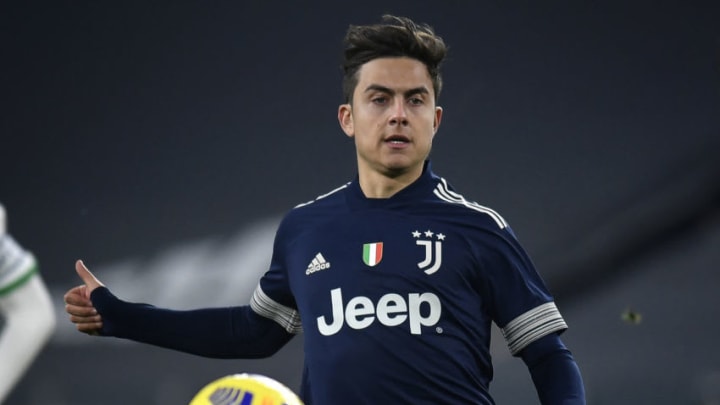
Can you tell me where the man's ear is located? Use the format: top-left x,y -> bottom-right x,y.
338,103 -> 354,137
433,106 -> 443,134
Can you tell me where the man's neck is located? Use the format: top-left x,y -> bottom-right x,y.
358,164 -> 424,199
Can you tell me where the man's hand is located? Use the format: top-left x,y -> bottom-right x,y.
63,260 -> 105,335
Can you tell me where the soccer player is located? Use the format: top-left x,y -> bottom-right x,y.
0,203 -> 56,403
64,15 -> 586,404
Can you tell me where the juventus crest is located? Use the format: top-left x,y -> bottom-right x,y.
413,230 -> 444,275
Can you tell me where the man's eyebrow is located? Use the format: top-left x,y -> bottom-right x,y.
364,84 -> 430,98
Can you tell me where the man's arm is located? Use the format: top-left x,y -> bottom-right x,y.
0,202 -> 57,403
65,260 -> 294,358
0,273 -> 56,403
521,333 -> 586,405
90,286 -> 294,358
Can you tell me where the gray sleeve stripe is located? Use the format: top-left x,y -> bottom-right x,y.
250,285 -> 303,334
502,302 -> 568,355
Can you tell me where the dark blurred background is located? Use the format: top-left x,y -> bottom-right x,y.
1,1 -> 719,404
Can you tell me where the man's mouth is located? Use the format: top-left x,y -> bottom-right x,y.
385,135 -> 410,144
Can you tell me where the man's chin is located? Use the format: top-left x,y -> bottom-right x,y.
381,160 -> 422,178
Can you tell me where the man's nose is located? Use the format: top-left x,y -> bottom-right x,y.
388,99 -> 409,126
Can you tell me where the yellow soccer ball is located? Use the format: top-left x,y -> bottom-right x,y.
189,373 -> 304,405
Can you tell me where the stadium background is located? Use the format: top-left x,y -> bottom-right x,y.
2,1 -> 719,404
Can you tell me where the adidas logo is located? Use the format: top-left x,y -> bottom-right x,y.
306,253 -> 331,275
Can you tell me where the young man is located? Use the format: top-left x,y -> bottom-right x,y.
65,15 -> 585,404
0,203 -> 56,403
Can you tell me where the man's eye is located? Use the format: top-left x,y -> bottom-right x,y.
372,97 -> 388,104
409,97 -> 424,105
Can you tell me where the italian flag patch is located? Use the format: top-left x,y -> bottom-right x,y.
362,242 -> 383,267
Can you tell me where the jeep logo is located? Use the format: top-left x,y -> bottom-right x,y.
317,288 -> 441,336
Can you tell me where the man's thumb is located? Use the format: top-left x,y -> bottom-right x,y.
75,259 -> 105,290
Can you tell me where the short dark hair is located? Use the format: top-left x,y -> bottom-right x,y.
341,15 -> 448,104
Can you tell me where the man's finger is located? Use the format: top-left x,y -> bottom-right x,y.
64,286 -> 92,306
69,313 -> 102,324
65,303 -> 98,317
76,323 -> 103,334
75,259 -> 104,290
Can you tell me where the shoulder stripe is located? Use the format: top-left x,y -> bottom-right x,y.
433,178 -> 508,229
501,302 -> 568,355
250,285 -> 303,334
294,183 -> 349,208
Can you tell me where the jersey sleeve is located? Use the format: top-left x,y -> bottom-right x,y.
250,215 -> 302,334
476,226 -> 567,356
0,274 -> 56,403
91,286 -> 294,358
0,235 -> 38,297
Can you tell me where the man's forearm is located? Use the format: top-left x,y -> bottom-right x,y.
522,334 -> 586,404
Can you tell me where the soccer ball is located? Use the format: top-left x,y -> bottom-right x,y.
189,373 -> 304,405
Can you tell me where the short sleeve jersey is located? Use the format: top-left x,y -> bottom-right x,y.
251,163 -> 567,405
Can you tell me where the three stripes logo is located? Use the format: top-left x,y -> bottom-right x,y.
306,253 -> 331,275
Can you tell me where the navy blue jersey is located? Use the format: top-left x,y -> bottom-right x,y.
251,162 -> 567,404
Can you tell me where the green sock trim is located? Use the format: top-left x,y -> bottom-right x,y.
0,264 -> 39,296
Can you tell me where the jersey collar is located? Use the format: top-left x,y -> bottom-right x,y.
345,161 -> 438,210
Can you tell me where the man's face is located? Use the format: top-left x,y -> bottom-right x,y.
338,57 -> 442,181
